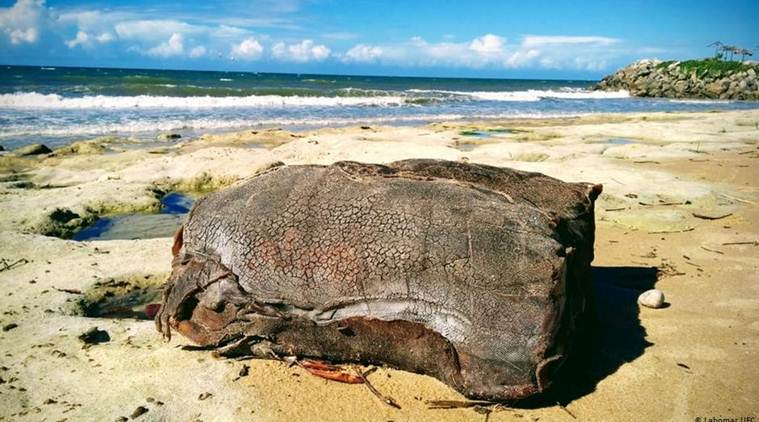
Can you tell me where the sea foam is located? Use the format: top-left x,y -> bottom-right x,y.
0,112 -> 582,140
408,88 -> 630,101
0,89 -> 631,110
0,92 -> 410,109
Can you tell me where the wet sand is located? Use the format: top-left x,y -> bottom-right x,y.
1,110 -> 757,421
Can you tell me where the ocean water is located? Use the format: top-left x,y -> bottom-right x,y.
1,65 -> 758,149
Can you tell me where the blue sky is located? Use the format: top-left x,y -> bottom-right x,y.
1,0 -> 758,79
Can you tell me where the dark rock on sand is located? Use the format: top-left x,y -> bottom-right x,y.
129,406 -> 148,419
78,327 -> 111,346
158,133 -> 182,140
14,143 -> 52,156
37,208 -> 94,239
156,159 -> 601,401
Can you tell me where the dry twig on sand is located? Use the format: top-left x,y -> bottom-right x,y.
0,258 -> 29,272
692,212 -> 733,220
426,400 -> 521,421
426,400 -> 495,409
639,201 -> 689,207
719,193 -> 756,205
648,227 -> 695,234
352,366 -> 401,409
700,245 -> 725,255
53,286 -> 83,294
722,240 -> 758,246
557,402 -> 577,419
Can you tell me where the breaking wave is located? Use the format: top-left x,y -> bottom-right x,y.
0,92 -> 411,109
0,112 -> 582,140
0,87 -> 631,110
407,88 -> 630,101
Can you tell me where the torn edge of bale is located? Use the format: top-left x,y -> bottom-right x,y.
297,360 -> 363,384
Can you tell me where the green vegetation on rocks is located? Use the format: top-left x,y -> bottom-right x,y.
596,58 -> 759,100
656,58 -> 756,75
54,140 -> 107,156
33,193 -> 163,239
153,171 -> 240,194
36,208 -> 96,238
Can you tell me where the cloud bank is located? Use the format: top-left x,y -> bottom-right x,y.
341,34 -> 621,71
0,0 -> 634,72
0,0 -> 44,45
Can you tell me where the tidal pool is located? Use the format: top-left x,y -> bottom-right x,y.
73,192 -> 194,241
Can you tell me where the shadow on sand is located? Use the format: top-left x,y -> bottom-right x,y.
521,265 -> 659,408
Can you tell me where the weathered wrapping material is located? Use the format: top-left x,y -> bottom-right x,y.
156,159 -> 601,401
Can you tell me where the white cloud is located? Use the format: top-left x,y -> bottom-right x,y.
9,27 -> 38,44
65,30 -> 89,48
60,12 -> 253,60
147,33 -> 184,58
58,11 -> 238,53
52,7 -> 272,62
344,36 -> 505,68
469,34 -> 505,56
521,35 -> 619,47
231,37 -> 263,60
0,0 -> 44,45
572,56 -> 609,71
272,39 -> 330,62
65,29 -> 114,48
189,45 -> 206,58
1,0 -> 627,73
115,20 -> 199,42
343,44 -> 384,63
57,10 -> 124,49
213,25 -> 250,40
96,32 -> 114,43
411,37 -> 468,61
57,10 -> 113,29
504,48 -> 541,67
341,33 -> 624,70
211,17 -> 300,31
516,36 -> 620,70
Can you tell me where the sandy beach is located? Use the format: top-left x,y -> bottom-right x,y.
1,109 -> 758,421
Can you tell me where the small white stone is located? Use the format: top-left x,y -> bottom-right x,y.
638,289 -> 665,309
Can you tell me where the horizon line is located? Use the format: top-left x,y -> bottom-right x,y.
0,62 -> 602,83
